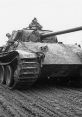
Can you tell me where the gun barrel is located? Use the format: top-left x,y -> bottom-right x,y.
41,26 -> 82,38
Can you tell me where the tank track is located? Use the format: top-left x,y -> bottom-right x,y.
13,58 -> 40,89
4,57 -> 40,89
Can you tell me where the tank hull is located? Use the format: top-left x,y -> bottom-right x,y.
0,42 -> 82,89
20,42 -> 82,64
41,64 -> 81,78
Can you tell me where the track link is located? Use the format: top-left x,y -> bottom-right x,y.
8,58 -> 40,89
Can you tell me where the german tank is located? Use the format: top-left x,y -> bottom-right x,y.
0,18 -> 82,89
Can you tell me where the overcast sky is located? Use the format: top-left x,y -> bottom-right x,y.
0,0 -> 82,46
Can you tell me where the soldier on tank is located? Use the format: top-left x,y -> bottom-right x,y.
2,33 -> 13,51
28,18 -> 42,42
29,18 -> 43,30
6,33 -> 15,44
4,31 -> 19,51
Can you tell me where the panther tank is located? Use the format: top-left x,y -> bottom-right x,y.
0,18 -> 82,89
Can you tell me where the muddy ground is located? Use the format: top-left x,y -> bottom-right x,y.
0,79 -> 82,117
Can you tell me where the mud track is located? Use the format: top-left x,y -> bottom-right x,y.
0,79 -> 82,117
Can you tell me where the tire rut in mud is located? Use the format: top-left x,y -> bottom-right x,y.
0,79 -> 82,117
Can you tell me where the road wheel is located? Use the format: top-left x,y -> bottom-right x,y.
0,65 -> 5,84
5,65 -> 14,87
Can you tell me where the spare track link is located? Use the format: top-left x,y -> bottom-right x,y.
12,58 -> 40,89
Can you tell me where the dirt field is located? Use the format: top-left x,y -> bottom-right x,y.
0,79 -> 82,117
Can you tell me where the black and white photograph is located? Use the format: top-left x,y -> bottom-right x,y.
0,0 -> 82,116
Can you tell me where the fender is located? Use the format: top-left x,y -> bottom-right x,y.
0,51 -> 19,65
